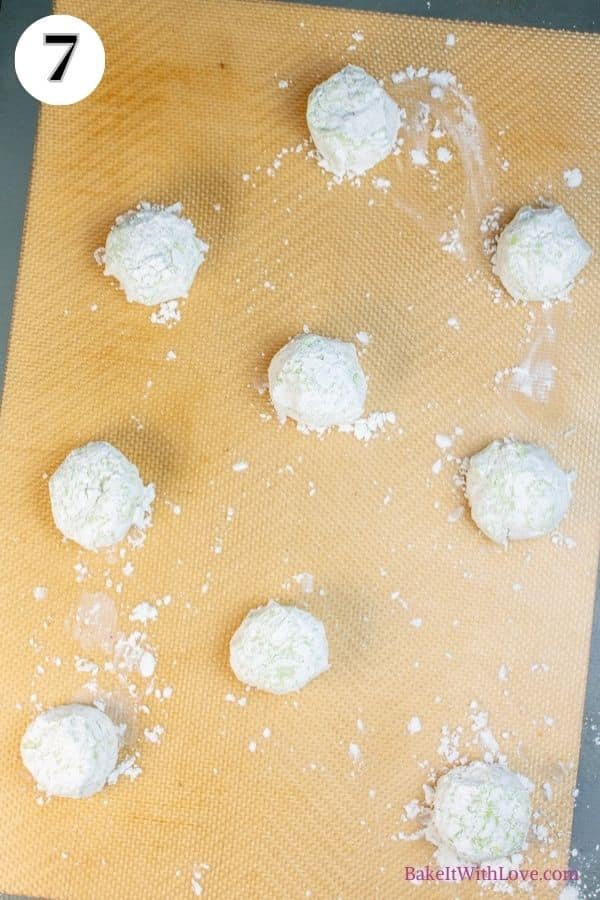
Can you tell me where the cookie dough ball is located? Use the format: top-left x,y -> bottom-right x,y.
230,600 -> 329,694
433,762 -> 531,863
49,441 -> 155,551
96,201 -> 208,305
21,704 -> 120,798
268,333 -> 367,428
466,439 -> 572,544
307,65 -> 400,177
493,205 -> 591,302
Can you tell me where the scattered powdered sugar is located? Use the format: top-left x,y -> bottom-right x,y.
558,887 -> 580,900
563,168 -> 582,188
435,433 -> 453,450
437,724 -> 463,764
498,664 -> 510,682
294,409 -> 396,442
436,146 -> 453,163
291,572 -> 315,594
348,742 -> 363,763
241,141 -> 311,184
405,798 -> 422,820
480,207 -> 504,256
439,212 -> 465,259
107,754 -> 142,786
69,592 -> 119,654
129,601 -> 159,624
497,311 -> 558,404
74,561 -> 90,583
191,863 -> 210,896
372,176 -> 391,192
113,631 -> 157,679
75,656 -> 99,674
509,358 -> 555,403
338,411 -> 397,442
410,148 -> 428,167
150,300 -> 181,326
127,524 -> 150,549
435,700 -> 507,766
391,65 -> 431,84
407,716 -> 422,734
66,587 -> 174,779
144,724 -> 165,744
551,530 -> 577,550
429,71 -> 456,89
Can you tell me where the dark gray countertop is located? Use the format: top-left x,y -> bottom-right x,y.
1,1 -> 598,897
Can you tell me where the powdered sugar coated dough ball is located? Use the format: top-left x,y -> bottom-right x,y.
465,439 -> 572,544
493,205 -> 591,302
49,441 -> 155,550
307,65 -> 400,177
21,704 -> 120,798
268,333 -> 367,429
432,762 -> 532,863
230,600 -> 329,694
97,201 -> 209,305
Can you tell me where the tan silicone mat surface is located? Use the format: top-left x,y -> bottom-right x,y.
1,1 -> 599,897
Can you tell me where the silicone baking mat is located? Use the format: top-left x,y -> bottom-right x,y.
1,1 -> 599,897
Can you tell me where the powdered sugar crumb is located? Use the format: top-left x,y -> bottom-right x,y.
349,742 -> 362,763
436,147 -> 453,163
129,601 -> 158,624
107,754 -> 142,786
150,300 -> 180,327
372,176 -> 391,192
410,148 -> 428,167
144,724 -> 165,744
339,411 -> 396,442
439,227 -> 464,258
191,863 -> 210,896
407,716 -> 422,734
435,433 -> 453,450
563,168 -> 582,188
